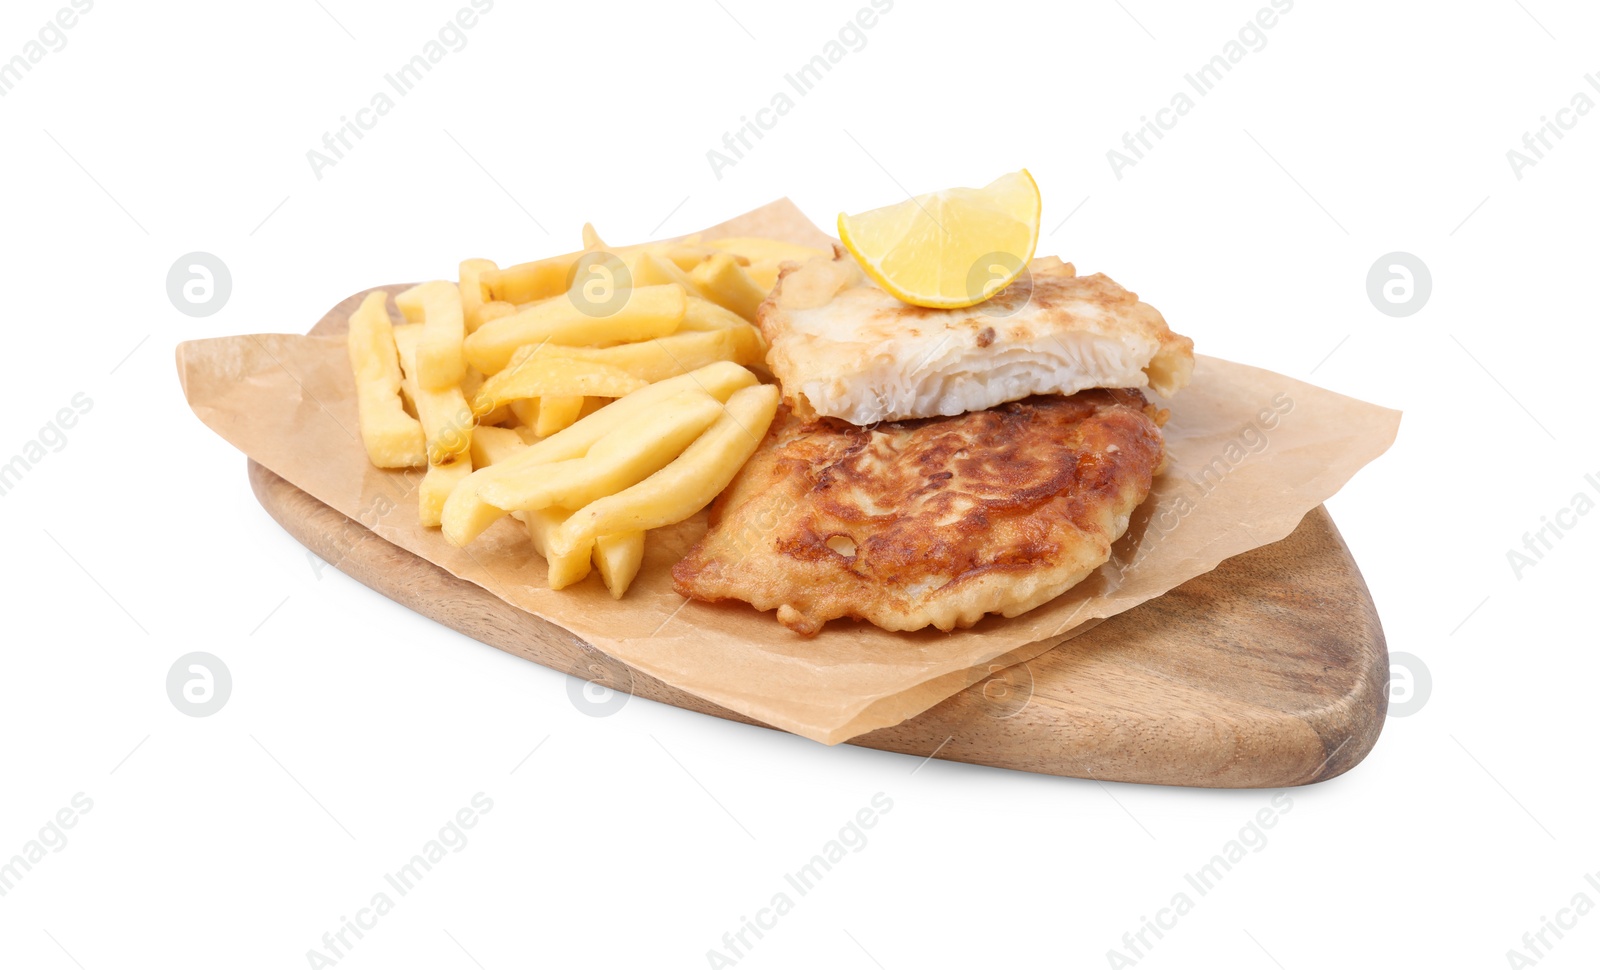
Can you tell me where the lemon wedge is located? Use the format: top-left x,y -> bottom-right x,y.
837,169 -> 1041,309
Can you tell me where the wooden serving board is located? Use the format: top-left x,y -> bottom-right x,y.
252,463 -> 1386,786
245,309 -> 1388,789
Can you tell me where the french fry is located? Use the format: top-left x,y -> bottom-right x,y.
679,296 -> 752,332
709,237 -> 827,291
690,253 -> 767,322
659,248 -> 718,271
480,233 -> 742,305
420,392 -> 474,464
461,365 -> 484,398
491,242 -> 662,305
424,428 -> 473,467
502,326 -> 764,385
534,395 -> 584,436
592,532 -> 645,599
652,234 -> 741,271
743,262 -> 784,293
440,361 -> 758,547
461,368 -> 512,426
473,425 -> 643,601
608,239 -> 724,275
464,424 -> 593,586
511,361 -> 755,463
551,384 -> 780,555
524,507 -> 592,588
393,327 -> 473,525
469,425 -> 528,467
478,391 -> 724,513
460,259 -> 498,333
485,237 -> 733,304
483,250 -> 581,304
400,281 -> 466,390
347,291 -> 427,468
472,359 -> 646,417
478,301 -> 517,327
419,458 -> 472,528
632,251 -> 705,298
509,399 -> 539,430
393,324 -> 422,407
346,233 -> 817,594
395,317 -> 474,465
464,283 -> 688,374
394,287 -> 427,323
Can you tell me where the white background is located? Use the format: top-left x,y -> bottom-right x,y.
1,0 -> 1596,967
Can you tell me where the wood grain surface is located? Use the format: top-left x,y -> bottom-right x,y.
246,289 -> 1390,788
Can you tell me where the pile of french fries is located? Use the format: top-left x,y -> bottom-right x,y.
346,226 -> 825,598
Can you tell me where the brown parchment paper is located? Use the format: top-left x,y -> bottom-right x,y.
176,199 -> 1400,745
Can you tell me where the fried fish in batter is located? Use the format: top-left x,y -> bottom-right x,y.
671,389 -> 1166,636
759,251 -> 1194,425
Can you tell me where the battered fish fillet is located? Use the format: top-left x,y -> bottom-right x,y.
671,389 -> 1166,636
759,251 -> 1194,425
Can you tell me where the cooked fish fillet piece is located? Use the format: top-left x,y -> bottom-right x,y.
672,389 -> 1166,636
759,251 -> 1194,425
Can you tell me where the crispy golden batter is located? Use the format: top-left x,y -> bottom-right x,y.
672,389 -> 1166,636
